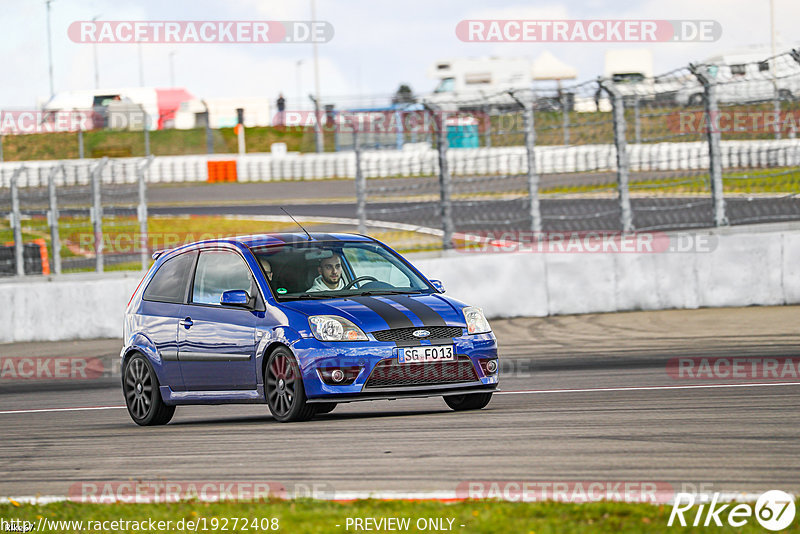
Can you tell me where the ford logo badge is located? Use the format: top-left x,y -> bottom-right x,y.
412,329 -> 431,338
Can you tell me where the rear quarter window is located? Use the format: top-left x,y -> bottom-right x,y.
142,252 -> 197,304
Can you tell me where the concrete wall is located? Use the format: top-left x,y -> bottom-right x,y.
416,223 -> 799,319
0,224 -> 797,343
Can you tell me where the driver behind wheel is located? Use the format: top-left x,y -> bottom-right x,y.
307,252 -> 346,292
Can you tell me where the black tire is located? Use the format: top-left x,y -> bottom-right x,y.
265,347 -> 316,422
122,353 -> 175,426
444,392 -> 493,411
314,402 -> 337,414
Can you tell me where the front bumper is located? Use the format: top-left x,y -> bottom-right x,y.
290,332 -> 499,399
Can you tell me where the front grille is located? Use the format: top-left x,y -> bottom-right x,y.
364,355 -> 478,389
372,326 -> 463,343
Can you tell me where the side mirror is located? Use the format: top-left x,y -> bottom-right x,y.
220,289 -> 251,307
430,279 -> 445,293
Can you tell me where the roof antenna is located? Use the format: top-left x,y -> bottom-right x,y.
281,207 -> 313,240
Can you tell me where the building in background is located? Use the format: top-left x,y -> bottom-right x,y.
424,52 -> 578,110
174,97 -> 272,129
42,87 -> 194,130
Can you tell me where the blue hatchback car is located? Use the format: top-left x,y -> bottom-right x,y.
122,233 -> 499,425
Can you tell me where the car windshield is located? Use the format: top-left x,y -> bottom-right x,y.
249,241 -> 433,300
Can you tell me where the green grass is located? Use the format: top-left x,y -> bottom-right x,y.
0,126 -> 315,162
0,216 -> 443,274
4,101 -> 800,161
1,498 -> 797,533
489,100 -> 800,146
535,167 -> 799,196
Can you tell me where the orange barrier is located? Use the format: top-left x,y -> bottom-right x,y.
33,239 -> 50,275
207,160 -> 238,183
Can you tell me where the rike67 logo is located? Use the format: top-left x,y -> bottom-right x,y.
668,490 -> 796,530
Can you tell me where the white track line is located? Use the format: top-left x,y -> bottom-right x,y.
0,405 -> 125,415
154,214 -> 446,237
495,382 -> 800,395
2,382 -> 798,416
155,214 -> 517,246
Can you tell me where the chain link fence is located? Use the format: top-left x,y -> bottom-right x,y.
0,158 -> 151,276
348,49 -> 800,248
1,50 -> 799,265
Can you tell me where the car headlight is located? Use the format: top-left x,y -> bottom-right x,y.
463,306 -> 491,334
308,315 -> 368,342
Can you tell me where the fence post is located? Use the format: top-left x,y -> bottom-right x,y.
10,167 -> 25,276
47,165 -> 62,275
311,95 -> 324,154
785,50 -> 800,140
484,104 -> 492,148
353,126 -> 367,235
424,104 -> 454,250
772,87 -> 782,141
143,113 -> 151,156
633,96 -> 642,144
78,126 -> 85,159
138,156 -> 153,270
690,63 -> 727,227
509,90 -> 542,233
561,93 -> 570,145
599,80 -> 634,233
525,101 -> 542,233
91,158 -> 108,272
0,135 -> 4,162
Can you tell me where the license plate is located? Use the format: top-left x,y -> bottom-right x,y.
398,345 -> 455,364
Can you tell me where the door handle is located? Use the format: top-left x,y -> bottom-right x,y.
180,317 -> 193,329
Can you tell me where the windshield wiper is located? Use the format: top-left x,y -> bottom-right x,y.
290,293 -> 333,300
357,290 -> 419,296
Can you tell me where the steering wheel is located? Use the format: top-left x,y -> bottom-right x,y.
343,276 -> 378,290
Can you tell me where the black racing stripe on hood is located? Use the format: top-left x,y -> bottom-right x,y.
350,296 -> 421,346
382,295 -> 448,327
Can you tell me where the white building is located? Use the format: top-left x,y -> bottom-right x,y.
174,97 -> 272,129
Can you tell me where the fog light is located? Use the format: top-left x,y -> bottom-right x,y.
479,358 -> 499,376
318,366 -> 361,385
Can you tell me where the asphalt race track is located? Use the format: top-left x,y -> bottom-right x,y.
144,178 -> 800,233
2,306 -> 799,498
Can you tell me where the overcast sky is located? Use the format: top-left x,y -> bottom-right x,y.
2,0 -> 799,109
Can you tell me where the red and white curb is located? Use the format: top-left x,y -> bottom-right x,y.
0,491 -> 776,506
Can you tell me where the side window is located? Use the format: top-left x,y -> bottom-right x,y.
142,252 -> 196,304
343,247 -> 413,288
730,64 -> 747,77
191,250 -> 254,306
